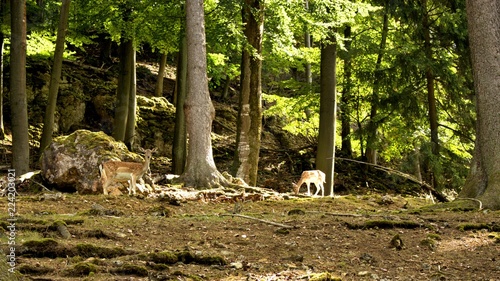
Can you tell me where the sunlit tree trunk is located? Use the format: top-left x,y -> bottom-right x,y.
40,0 -> 71,153
304,0 -> 312,87
233,0 -> 264,186
181,0 -> 227,188
10,0 -> 29,174
155,53 -> 167,97
316,36 -> 337,197
459,0 -> 500,210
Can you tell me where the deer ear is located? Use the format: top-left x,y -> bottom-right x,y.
139,147 -> 145,153
152,148 -> 158,153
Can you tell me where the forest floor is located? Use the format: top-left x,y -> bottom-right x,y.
1,189 -> 499,281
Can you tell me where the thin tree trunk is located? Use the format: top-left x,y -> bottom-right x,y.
173,33 -> 187,175
155,53 -> 167,97
304,0 -> 312,87
365,3 -> 389,164
459,0 -> 500,209
0,0 -> 6,140
113,39 -> 132,142
125,44 -> 136,149
422,0 -> 440,189
40,0 -> 71,153
181,0 -> 227,188
233,0 -> 264,186
10,0 -> 30,174
316,36 -> 337,197
340,25 -> 352,157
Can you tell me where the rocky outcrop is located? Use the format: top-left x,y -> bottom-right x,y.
40,130 -> 141,194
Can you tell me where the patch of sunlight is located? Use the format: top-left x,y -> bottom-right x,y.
438,232 -> 494,252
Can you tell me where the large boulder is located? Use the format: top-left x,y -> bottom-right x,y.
41,130 -> 141,194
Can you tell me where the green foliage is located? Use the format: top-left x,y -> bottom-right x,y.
26,31 -> 75,59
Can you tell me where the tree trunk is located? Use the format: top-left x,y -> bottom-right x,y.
113,39 -> 133,142
155,53 -> 167,97
304,0 -> 312,87
10,0 -> 30,174
459,0 -> 500,210
233,0 -> 264,186
181,0 -> 227,188
340,25 -> 352,157
0,0 -> 6,140
172,33 -> 187,175
422,0 -> 440,189
124,45 -> 136,149
39,0 -> 71,153
365,3 -> 389,164
316,37 -> 337,197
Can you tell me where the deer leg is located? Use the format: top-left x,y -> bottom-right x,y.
314,183 -> 321,196
306,183 -> 311,196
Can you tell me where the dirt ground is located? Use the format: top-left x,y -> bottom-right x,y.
1,190 -> 500,281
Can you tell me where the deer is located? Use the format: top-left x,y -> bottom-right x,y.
100,148 -> 157,195
292,170 -> 325,197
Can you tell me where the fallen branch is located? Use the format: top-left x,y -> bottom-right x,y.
220,213 -> 295,229
336,157 -> 448,202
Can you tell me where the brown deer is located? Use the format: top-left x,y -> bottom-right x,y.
100,148 -> 157,195
293,170 -> 325,197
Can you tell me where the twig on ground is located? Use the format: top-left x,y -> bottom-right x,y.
220,213 -> 296,229
455,198 -> 483,210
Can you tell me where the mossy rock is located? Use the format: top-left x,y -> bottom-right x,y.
111,263 -> 149,277
20,239 -> 68,258
62,262 -> 98,277
18,264 -> 54,275
148,251 -> 179,264
75,243 -> 134,259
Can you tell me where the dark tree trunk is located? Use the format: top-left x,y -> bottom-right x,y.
155,53 -> 167,97
232,0 -> 264,186
40,0 -> 71,153
340,25 -> 352,157
113,39 -> 133,142
0,0 -> 6,140
316,36 -> 337,197
124,45 -> 136,149
10,0 -> 30,174
172,33 -> 187,175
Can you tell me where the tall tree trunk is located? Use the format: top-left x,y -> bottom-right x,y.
173,33 -> 187,175
316,36 -> 337,197
155,53 -> 167,97
340,25 -> 352,157
39,0 -> 71,153
0,0 -> 5,140
181,0 -> 227,188
459,0 -> 500,210
365,4 -> 389,164
125,45 -> 136,149
113,39 -> 133,142
10,0 -> 30,174
304,0 -> 312,87
233,0 -> 264,186
422,0 -> 440,189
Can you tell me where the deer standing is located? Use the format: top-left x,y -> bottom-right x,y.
100,148 -> 157,195
293,170 -> 325,197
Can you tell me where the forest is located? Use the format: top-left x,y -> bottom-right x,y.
1,0 -> 500,280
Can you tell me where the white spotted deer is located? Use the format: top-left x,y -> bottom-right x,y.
100,148 -> 157,195
293,170 -> 325,197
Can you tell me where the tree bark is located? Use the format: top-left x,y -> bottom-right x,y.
10,0 -> 30,174
459,0 -> 500,210
422,0 -> 440,189
365,3 -> 389,164
172,33 -> 187,175
0,0 -> 6,140
155,53 -> 167,97
340,25 -> 352,157
316,37 -> 337,197
113,39 -> 133,142
232,0 -> 264,186
181,0 -> 227,188
39,0 -> 71,153
124,44 -> 136,149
